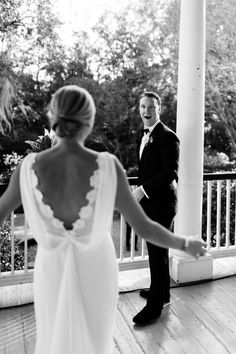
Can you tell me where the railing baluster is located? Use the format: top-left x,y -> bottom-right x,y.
226,180 -> 231,248
206,181 -> 212,251
141,239 -> 146,258
10,212 -> 15,275
24,217 -> 28,272
0,234 -> 1,275
130,184 -> 136,259
235,182 -> 236,246
216,180 -> 222,249
119,215 -> 125,261
130,228 -> 135,259
3,173 -> 236,284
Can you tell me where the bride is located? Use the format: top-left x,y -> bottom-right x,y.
0,85 -> 206,353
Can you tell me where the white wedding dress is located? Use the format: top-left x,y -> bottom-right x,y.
20,152 -> 118,354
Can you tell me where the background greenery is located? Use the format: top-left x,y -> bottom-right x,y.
1,0 -> 236,269
0,0 -> 236,175
0,221 -> 27,271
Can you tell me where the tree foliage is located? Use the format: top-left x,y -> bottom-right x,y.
0,0 -> 236,173
205,0 -> 236,158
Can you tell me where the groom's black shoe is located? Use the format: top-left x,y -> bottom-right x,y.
133,305 -> 162,326
139,289 -> 170,303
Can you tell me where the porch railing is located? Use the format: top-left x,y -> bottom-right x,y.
203,172 -> 236,258
1,172 -> 236,285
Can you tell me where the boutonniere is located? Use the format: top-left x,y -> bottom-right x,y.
148,136 -> 154,144
145,134 -> 154,146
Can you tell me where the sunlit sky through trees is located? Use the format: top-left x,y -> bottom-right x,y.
55,0 -> 129,44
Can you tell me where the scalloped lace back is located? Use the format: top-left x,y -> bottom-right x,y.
31,153 -> 103,238
19,151 -> 118,353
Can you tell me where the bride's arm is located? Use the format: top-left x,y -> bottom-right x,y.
0,165 -> 22,225
113,156 -> 206,258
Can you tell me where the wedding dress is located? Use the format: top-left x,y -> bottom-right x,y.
20,152 -> 118,354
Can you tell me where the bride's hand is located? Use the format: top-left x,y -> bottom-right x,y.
184,236 -> 207,259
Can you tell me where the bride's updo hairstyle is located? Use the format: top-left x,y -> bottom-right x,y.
47,85 -> 96,138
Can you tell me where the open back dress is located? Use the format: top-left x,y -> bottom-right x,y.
20,152 -> 118,354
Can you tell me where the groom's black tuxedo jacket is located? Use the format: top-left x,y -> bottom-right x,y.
137,121 -> 180,224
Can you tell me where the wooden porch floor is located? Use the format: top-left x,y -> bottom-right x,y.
1,274 -> 236,353
1,216 -> 236,352
115,276 -> 236,353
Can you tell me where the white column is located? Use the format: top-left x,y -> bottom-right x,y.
170,0 -> 213,283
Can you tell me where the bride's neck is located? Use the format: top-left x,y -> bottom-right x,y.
56,137 -> 85,151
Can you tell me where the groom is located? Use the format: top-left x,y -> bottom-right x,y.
133,91 -> 180,325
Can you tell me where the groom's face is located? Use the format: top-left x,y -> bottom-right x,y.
139,96 -> 160,128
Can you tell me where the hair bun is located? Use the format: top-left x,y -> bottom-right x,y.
48,85 -> 96,137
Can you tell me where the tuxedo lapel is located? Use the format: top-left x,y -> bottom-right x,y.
149,121 -> 164,139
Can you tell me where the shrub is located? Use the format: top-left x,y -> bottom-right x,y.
0,220 -> 28,271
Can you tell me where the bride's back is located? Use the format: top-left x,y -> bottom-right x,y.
33,145 -> 100,230
31,84 -> 99,230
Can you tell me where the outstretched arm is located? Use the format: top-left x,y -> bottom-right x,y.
0,164 -> 22,225
114,156 -> 206,258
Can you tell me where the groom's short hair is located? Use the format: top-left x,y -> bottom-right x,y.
139,91 -> 161,108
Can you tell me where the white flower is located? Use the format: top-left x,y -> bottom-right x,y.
3,153 -> 23,168
143,133 -> 154,146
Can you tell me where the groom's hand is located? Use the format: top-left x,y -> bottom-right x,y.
133,186 -> 145,202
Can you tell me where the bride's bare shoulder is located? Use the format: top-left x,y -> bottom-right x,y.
34,146 -> 103,174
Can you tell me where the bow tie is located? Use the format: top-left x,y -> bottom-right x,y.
143,128 -> 150,134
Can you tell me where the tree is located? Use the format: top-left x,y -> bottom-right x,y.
0,0 -> 63,137
205,0 -> 236,158
86,0 -> 180,169
0,0 -> 26,133
1,0 -> 236,174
